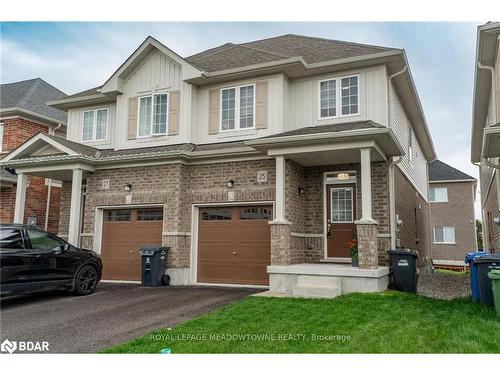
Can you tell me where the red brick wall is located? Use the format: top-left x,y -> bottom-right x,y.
483,175 -> 500,253
0,117 -> 61,233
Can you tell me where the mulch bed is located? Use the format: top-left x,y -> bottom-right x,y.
417,271 -> 470,300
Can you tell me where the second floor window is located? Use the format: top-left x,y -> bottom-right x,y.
221,84 -> 255,131
138,93 -> 168,137
429,187 -> 448,202
82,108 -> 108,142
320,75 -> 359,119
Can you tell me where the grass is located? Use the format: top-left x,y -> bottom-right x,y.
434,269 -> 469,276
103,291 -> 500,354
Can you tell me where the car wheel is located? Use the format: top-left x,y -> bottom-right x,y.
74,265 -> 98,296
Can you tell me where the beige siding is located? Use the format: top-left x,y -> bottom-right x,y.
285,65 -> 388,131
66,102 -> 116,149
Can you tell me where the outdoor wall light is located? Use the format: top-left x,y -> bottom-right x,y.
124,183 -> 133,192
298,186 -> 305,194
494,217 -> 500,225
227,179 -> 235,189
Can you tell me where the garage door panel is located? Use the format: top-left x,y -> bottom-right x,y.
197,205 -> 271,285
101,208 -> 163,281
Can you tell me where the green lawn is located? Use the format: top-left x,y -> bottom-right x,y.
103,291 -> 500,354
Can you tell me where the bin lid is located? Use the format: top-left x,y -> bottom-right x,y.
388,249 -> 418,258
139,245 -> 168,256
473,254 -> 500,264
465,251 -> 489,264
488,270 -> 500,279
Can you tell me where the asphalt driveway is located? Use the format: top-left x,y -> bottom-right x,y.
0,283 -> 258,353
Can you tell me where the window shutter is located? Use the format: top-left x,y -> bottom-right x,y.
208,88 -> 220,135
168,90 -> 180,135
128,97 -> 138,140
255,81 -> 268,129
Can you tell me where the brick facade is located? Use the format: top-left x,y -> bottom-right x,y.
0,117 -> 61,232
394,166 -> 431,267
430,181 -> 477,263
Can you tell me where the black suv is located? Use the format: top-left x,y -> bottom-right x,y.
0,224 -> 102,297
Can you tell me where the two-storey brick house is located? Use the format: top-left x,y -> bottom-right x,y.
428,160 -> 477,269
2,35 -> 435,297
0,78 -> 67,233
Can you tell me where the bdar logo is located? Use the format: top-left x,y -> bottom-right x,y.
1,339 -> 17,354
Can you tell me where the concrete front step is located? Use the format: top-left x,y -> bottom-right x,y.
292,285 -> 341,298
296,275 -> 341,288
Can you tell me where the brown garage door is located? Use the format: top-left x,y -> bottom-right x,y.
197,206 -> 272,285
101,207 -> 163,281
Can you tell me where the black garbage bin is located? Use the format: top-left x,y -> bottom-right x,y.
388,249 -> 419,293
140,246 -> 170,287
474,254 -> 500,306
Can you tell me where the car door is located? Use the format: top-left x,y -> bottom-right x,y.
0,227 -> 31,286
25,228 -> 77,281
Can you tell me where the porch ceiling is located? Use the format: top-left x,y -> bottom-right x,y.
285,147 -> 383,167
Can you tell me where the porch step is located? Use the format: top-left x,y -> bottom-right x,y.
292,285 -> 341,298
292,275 -> 342,298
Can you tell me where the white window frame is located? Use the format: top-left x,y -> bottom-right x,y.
137,93 -> 169,138
219,84 -> 256,132
429,187 -> 448,203
433,226 -> 456,244
318,74 -> 360,120
330,187 -> 354,224
81,108 -> 109,142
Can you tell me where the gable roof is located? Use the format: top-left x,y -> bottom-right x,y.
428,160 -> 476,182
0,78 -> 67,124
186,34 -> 394,72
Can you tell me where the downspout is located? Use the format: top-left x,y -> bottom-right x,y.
44,123 -> 62,231
387,66 -> 407,249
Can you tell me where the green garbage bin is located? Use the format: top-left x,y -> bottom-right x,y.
488,270 -> 500,317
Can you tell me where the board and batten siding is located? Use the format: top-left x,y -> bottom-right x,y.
284,65 -> 388,132
192,74 -> 285,144
114,49 -> 192,150
66,102 -> 116,149
391,84 -> 428,200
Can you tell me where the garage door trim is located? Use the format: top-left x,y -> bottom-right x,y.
190,201 -> 274,288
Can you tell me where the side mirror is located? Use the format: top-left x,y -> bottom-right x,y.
63,243 -> 71,252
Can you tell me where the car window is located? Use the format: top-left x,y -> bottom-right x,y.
0,228 -> 25,249
27,229 -> 65,251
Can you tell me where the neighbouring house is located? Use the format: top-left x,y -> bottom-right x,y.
1,34 -> 435,297
428,160 -> 477,269
0,78 -> 67,233
471,22 -> 500,254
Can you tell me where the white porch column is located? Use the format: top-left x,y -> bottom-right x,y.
13,172 -> 27,224
68,168 -> 83,246
360,148 -> 374,221
274,155 -> 286,222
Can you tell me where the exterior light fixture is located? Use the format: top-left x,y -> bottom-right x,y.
298,186 -> 305,194
227,179 -> 235,189
124,183 -> 132,192
337,173 -> 349,180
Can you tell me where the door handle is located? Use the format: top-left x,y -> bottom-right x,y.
129,250 -> 135,254
232,251 -> 237,255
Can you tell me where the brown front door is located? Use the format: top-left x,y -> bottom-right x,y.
326,184 -> 356,258
197,206 -> 272,285
101,207 -> 163,280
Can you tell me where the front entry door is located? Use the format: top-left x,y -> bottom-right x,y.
326,184 -> 356,258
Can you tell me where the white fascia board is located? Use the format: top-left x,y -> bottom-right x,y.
0,107 -> 66,126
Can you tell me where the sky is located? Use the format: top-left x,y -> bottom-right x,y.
0,22 -> 482,217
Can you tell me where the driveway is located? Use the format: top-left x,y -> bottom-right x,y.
0,283 -> 258,353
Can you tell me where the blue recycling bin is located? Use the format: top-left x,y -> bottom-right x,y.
465,251 -> 489,301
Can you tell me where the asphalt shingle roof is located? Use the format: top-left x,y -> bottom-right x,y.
428,160 -> 476,182
260,120 -> 383,139
0,78 -> 67,123
187,34 -> 395,72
